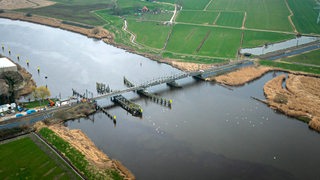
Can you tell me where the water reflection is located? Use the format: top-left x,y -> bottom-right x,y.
241,36 -> 319,55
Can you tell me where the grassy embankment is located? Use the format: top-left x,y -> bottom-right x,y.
281,49 -> 320,66
0,136 -> 80,179
260,49 -> 320,74
16,0 -> 319,67
259,60 -> 320,75
38,127 -> 122,180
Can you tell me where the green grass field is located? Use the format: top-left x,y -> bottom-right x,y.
208,0 -> 293,32
260,60 -> 320,74
288,0 -> 320,34
166,24 -> 241,58
215,11 -> 244,27
242,30 -> 294,48
0,136 -> 79,179
127,20 -> 171,48
176,11 -> 219,25
281,49 -> 320,66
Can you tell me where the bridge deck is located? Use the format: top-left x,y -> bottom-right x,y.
93,60 -> 253,100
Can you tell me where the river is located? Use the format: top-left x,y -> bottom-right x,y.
1,18 -> 320,180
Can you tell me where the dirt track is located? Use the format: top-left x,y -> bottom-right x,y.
0,0 -> 55,9
264,74 -> 320,132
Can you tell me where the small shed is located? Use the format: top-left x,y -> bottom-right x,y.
0,57 -> 17,73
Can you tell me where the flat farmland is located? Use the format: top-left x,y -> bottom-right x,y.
166,24 -> 241,58
207,0 -> 293,32
288,0 -> 320,34
242,30 -> 294,48
215,11 -> 244,27
180,0 -> 211,10
0,136 -> 78,179
198,27 -> 241,57
127,20 -> 171,49
176,11 -> 219,25
127,12 -> 173,22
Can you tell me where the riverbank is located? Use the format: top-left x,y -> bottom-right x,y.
213,66 -> 273,86
0,11 -> 113,43
35,122 -> 135,179
0,11 -> 220,72
264,74 -> 320,132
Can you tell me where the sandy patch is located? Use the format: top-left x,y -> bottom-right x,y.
264,74 -> 320,132
0,0 -> 55,10
213,66 -> 272,86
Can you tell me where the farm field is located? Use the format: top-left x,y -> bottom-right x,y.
176,11 -> 219,25
166,24 -> 241,58
288,0 -> 320,34
215,11 -> 244,28
14,0 -> 320,63
242,30 -> 294,48
0,136 -> 78,179
281,49 -> 320,66
127,20 -> 171,49
207,0 -> 293,32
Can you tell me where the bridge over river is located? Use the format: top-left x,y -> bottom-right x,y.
0,60 -> 253,130
92,60 -> 253,100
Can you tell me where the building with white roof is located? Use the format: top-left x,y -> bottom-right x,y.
0,57 -> 17,73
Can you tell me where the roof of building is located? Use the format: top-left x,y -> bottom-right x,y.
0,57 -> 16,68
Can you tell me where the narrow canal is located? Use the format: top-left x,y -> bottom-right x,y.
1,19 -> 320,180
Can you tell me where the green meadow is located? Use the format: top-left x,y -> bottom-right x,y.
0,136 -> 79,179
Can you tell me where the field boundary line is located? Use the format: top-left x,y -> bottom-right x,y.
176,22 -> 296,35
284,0 -> 298,33
204,0 -> 214,11
213,11 -> 221,25
241,11 -> 247,29
195,30 -> 211,53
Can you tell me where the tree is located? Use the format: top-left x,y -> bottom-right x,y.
37,86 -> 51,101
32,86 -> 51,101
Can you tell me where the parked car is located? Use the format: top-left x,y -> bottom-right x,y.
16,114 -> 23,118
26,109 -> 36,115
